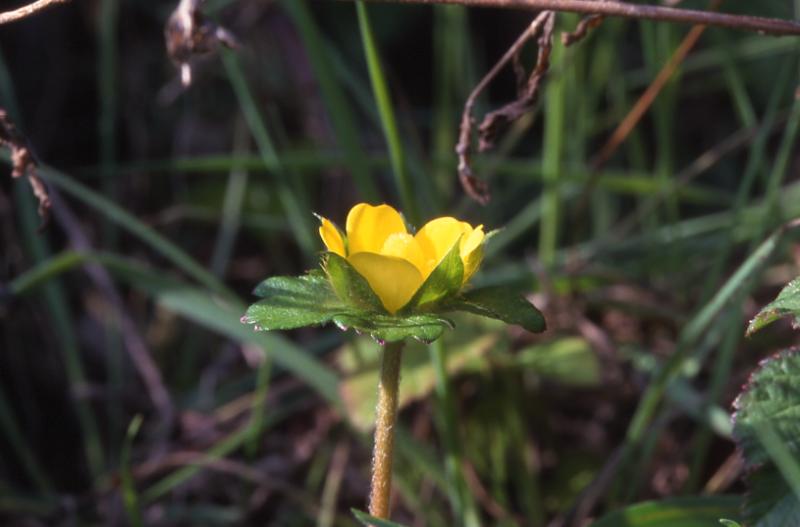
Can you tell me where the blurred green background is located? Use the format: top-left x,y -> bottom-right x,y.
1,0 -> 799,525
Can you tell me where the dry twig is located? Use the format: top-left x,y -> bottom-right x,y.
0,0 -> 69,25
344,0 -> 800,37
456,9 -> 606,203
561,14 -> 604,46
456,11 -> 555,204
0,109 -> 50,223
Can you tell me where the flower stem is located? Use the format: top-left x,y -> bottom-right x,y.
369,340 -> 404,519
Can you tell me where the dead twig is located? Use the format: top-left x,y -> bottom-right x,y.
0,109 -> 50,223
344,0 -> 800,37
456,11 -> 554,204
0,0 -> 69,25
561,14 -> 604,46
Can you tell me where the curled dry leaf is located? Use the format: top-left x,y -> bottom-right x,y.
456,11 -> 556,205
0,109 -> 50,223
453,11 -> 602,205
165,0 -> 239,87
561,14 -> 604,46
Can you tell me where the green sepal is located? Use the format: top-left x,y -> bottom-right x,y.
323,252 -> 386,313
332,312 -> 454,344
400,239 -> 463,313
747,276 -> 800,336
244,271 -> 344,330
446,286 -> 545,333
244,264 -> 455,343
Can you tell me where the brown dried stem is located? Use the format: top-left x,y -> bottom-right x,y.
456,11 -> 554,204
0,109 -> 50,222
561,14 -> 604,46
0,0 -> 69,24
340,0 -> 800,37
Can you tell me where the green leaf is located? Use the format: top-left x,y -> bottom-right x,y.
352,508 -> 410,527
719,521 -> 741,527
742,465 -> 800,527
324,252 -> 385,313
747,276 -> 800,336
332,312 -> 453,344
732,349 -> 800,467
244,272 -> 343,330
587,496 -> 741,527
402,239 -> 463,312
733,350 -> 800,526
448,286 -> 546,333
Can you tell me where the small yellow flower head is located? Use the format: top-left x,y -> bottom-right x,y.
318,203 -> 485,314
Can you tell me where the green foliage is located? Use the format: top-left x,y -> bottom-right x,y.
245,256 -> 456,343
515,337 -> 601,387
447,286 -> 546,333
245,272 -> 342,330
7,2 -> 800,525
733,349 -> 800,526
743,465 -> 800,527
747,276 -> 800,336
324,252 -> 386,313
332,312 -> 453,344
733,349 -> 800,467
587,496 -> 741,527
352,508 -> 410,527
245,248 -> 544,343
401,240 -> 463,312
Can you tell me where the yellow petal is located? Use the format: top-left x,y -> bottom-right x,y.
380,232 -> 427,276
460,225 -> 484,283
318,217 -> 345,256
348,252 -> 424,314
346,203 -> 407,254
414,217 -> 471,273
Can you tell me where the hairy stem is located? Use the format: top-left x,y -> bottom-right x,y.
369,341 -> 404,519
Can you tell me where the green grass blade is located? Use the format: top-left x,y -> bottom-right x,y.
120,415 -> 144,527
221,49 -> 315,257
9,251 -> 341,407
0,385 -> 52,493
355,2 -> 418,222
27,165 -> 233,299
429,340 -> 480,527
626,221 -> 797,445
282,0 -> 379,202
588,496 -> 741,527
210,122 -> 249,277
540,20 -> 566,268
15,186 -> 105,483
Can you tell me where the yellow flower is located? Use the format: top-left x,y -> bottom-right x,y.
318,203 -> 485,314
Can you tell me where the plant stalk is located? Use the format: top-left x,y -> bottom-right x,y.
369,340 -> 404,519
337,0 -> 800,37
